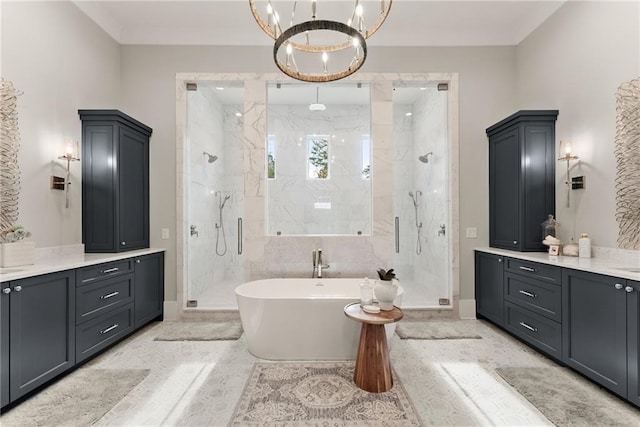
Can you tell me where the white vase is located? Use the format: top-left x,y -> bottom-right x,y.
374,279 -> 398,311
0,241 -> 35,267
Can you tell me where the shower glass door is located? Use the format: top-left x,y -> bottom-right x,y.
393,83 -> 451,308
185,82 -> 245,309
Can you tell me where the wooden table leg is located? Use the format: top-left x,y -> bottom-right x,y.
353,323 -> 393,393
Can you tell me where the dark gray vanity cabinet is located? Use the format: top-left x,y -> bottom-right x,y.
486,110 -> 558,252
562,269 -> 627,398
627,280 -> 640,406
134,252 -> 164,328
79,110 -> 152,253
474,251 -> 504,326
503,258 -> 562,360
2,271 -> 75,403
1,283 -> 9,407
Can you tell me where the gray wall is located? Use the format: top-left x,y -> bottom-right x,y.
516,0 -> 640,247
1,0 -> 121,248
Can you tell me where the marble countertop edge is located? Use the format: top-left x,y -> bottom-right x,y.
474,247 -> 640,281
0,248 -> 166,283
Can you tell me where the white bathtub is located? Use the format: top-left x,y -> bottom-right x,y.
235,278 -> 404,360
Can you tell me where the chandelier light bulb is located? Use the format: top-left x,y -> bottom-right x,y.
286,43 -> 293,55
267,4 -> 273,14
322,52 -> 328,63
352,37 -> 360,47
356,4 -> 364,16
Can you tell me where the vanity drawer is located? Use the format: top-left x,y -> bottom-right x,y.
504,273 -> 561,322
76,274 -> 134,324
504,301 -> 562,360
76,303 -> 134,363
505,258 -> 561,284
78,259 -> 133,285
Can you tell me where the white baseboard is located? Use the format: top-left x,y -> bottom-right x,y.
458,299 -> 476,319
163,301 -> 178,321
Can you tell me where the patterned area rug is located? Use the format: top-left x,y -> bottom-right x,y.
229,362 -> 422,426
0,369 -> 149,426
395,321 -> 482,340
497,366 -> 640,426
153,321 -> 243,341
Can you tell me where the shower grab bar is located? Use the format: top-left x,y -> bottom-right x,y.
238,218 -> 243,255
395,217 -> 400,253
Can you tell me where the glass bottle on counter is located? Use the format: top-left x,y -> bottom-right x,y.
541,214 -> 559,240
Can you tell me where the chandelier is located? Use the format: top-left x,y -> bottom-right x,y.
249,0 -> 392,82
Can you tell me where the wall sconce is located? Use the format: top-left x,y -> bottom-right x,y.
52,139 -> 80,208
558,138 -> 578,208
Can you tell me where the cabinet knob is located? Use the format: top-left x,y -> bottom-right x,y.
13,285 -> 22,292
121,241 -> 126,246
615,283 -> 623,290
136,259 -> 141,264
625,286 -> 635,293
2,288 -> 10,294
498,258 -> 503,263
513,240 -> 518,245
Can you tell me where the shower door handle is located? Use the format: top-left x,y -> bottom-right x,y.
238,218 -> 243,255
395,217 -> 400,253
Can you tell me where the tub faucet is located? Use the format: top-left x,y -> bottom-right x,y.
312,249 -> 329,278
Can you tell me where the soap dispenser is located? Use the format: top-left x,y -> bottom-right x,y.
579,234 -> 591,258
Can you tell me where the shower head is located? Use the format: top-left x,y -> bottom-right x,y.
203,152 -> 218,163
418,152 -> 433,163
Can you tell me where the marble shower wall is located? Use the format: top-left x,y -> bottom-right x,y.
186,85 -> 244,302
267,104 -> 371,235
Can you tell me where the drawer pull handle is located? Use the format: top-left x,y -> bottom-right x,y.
2,288 -> 11,294
519,321 -> 538,332
518,290 -> 538,298
519,266 -> 536,272
100,291 -> 120,300
101,267 -> 119,274
100,324 -> 119,334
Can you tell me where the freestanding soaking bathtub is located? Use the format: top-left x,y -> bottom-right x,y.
235,278 -> 404,360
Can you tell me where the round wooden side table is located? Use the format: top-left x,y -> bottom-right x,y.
344,302 -> 403,393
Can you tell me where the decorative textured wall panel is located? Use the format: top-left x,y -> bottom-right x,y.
0,79 -> 23,232
615,78 -> 640,249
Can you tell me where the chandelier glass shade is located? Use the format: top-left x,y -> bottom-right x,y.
250,0 -> 392,82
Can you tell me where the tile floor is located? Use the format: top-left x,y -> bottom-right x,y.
9,319 -> 640,425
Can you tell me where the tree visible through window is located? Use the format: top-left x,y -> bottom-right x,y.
267,136 -> 276,179
308,136 -> 329,179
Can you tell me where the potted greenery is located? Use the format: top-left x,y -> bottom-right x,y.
375,268 -> 399,311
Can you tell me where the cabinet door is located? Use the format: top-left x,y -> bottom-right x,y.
562,270 -> 627,397
521,124 -> 555,251
489,128 -> 520,250
1,284 -> 9,407
118,126 -> 149,251
475,252 -> 504,325
9,271 -> 75,401
628,280 -> 640,406
134,253 -> 164,328
82,124 -> 117,252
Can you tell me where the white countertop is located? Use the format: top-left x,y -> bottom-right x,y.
0,248 -> 165,283
475,247 -> 640,281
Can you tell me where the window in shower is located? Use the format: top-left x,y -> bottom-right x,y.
267,135 -> 276,179
361,135 -> 371,179
307,135 -> 329,179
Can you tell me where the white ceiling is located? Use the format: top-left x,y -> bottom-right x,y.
73,0 -> 565,47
